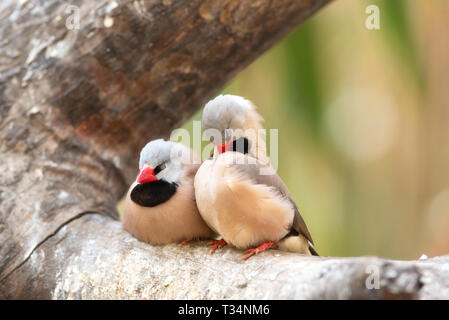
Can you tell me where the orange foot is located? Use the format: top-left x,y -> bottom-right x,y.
180,240 -> 189,245
209,239 -> 227,254
241,241 -> 277,260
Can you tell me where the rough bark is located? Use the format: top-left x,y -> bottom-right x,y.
1,214 -> 449,299
4,0 -> 446,300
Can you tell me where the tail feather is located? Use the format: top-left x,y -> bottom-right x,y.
309,244 -> 319,256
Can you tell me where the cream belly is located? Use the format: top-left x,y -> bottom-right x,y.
195,153 -> 294,249
122,181 -> 215,245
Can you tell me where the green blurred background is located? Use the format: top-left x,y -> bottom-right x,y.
179,0 -> 449,260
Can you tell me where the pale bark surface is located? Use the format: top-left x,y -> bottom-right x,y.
2,214 -> 449,299
2,0 -> 447,300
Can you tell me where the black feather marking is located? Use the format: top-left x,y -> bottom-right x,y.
130,180 -> 178,207
282,228 -> 299,238
230,137 -> 250,154
309,245 -> 319,256
282,228 -> 319,256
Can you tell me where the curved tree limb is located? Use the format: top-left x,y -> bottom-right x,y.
1,214 -> 448,299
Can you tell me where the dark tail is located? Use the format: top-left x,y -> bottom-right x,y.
309,244 -> 319,256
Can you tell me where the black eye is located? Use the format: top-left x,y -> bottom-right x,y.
210,136 -> 214,143
154,163 -> 166,175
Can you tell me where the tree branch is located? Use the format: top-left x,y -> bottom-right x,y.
1,214 -> 448,299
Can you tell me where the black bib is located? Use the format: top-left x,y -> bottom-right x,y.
130,180 -> 178,207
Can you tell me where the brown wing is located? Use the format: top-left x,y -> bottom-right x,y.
230,157 -> 314,244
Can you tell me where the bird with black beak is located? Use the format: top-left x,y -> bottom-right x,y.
122,139 -> 215,245
194,95 -> 319,259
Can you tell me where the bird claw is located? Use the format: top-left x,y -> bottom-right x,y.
209,239 -> 227,253
180,240 -> 189,245
241,241 -> 277,260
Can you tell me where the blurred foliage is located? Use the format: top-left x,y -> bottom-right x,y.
378,0 -> 424,92
177,0 -> 449,259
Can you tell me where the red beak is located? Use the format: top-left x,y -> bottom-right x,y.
217,140 -> 233,154
137,164 -> 157,183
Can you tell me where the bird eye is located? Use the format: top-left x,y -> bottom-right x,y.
210,136 -> 214,143
154,163 -> 166,175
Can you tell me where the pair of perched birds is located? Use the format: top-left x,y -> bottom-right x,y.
122,95 -> 318,259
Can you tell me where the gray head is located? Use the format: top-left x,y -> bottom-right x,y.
138,139 -> 194,183
202,95 -> 264,152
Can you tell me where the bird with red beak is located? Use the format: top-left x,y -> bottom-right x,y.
195,95 -> 319,259
122,139 -> 215,245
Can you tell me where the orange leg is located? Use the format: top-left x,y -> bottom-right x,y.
241,241 -> 277,260
209,239 -> 227,253
180,240 -> 189,245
